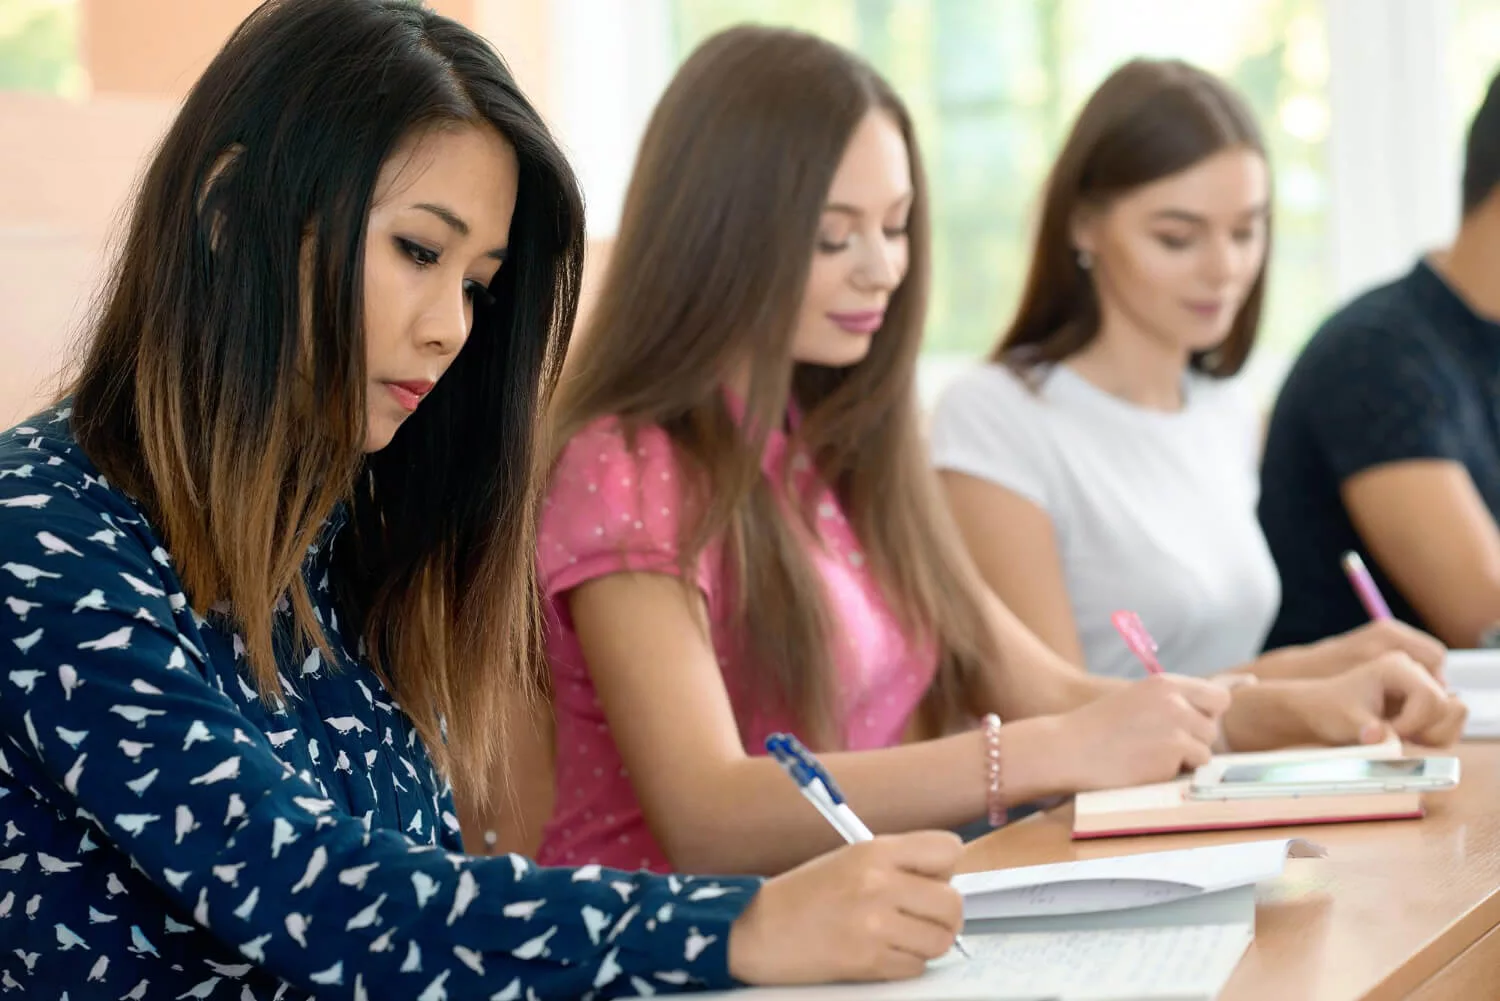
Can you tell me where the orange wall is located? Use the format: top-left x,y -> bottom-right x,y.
0,0 -> 568,428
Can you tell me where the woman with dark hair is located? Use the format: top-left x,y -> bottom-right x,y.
931,61 -> 1463,706
0,2 -> 968,996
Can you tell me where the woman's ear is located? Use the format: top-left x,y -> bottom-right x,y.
197,144 -> 245,250
1069,204 -> 1099,262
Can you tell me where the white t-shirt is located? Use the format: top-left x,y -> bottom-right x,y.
930,362 -> 1281,679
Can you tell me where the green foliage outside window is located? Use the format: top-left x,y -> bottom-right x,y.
0,0 -> 82,97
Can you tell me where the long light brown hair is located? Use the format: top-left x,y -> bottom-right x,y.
997,58 -> 1270,378
70,0 -> 584,803
550,26 -> 996,747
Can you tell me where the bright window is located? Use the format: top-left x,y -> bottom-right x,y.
1453,0 -> 1500,137
0,0 -> 82,96
670,0 -> 1330,361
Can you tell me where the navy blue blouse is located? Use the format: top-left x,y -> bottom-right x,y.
0,405 -> 759,1000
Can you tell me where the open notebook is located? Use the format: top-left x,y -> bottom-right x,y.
1072,736 -> 1422,839
1445,650 -> 1500,738
663,839 -> 1319,1001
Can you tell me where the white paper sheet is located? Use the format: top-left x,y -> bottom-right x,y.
1442,650 -> 1500,739
673,923 -> 1253,1001
1455,688 -> 1500,738
955,838 -> 1318,920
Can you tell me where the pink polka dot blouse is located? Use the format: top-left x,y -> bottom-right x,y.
535,413 -> 938,872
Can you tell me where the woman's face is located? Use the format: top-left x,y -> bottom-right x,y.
789,109 -> 914,370
1075,146 -> 1269,359
361,124 -> 518,452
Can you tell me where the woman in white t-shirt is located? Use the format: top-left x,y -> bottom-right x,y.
932,58 -> 1445,683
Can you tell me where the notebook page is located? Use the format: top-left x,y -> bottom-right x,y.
671,923 -> 1253,1001
1444,650 -> 1500,690
965,878 -> 1198,920
1456,688 -> 1500,738
955,838 -> 1307,916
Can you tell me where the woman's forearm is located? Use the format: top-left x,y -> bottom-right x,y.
971,589 -> 1128,719
657,718 -> 1072,875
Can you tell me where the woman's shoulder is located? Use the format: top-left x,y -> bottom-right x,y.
930,360 -> 1053,447
0,405 -> 153,539
936,360 -> 1037,412
549,416 -> 685,493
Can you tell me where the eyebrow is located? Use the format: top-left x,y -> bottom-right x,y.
413,202 -> 508,261
1149,203 -> 1270,225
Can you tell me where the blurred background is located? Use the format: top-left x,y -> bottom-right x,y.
1,0 -> 1496,426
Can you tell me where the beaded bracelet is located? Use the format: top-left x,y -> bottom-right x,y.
982,712 -> 1005,828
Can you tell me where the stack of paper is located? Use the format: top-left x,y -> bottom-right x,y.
1445,650 -> 1500,739
955,837 -> 1320,924
682,924 -> 1253,1001
669,838 -> 1319,1001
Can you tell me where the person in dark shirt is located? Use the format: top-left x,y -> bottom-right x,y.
0,2 -> 968,998
1261,68 -> 1500,651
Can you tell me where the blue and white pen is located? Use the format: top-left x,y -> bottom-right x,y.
767,733 -> 874,840
766,732 -> 972,960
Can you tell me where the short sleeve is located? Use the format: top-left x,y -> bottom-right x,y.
929,364 -> 1060,510
539,419 -> 714,600
1296,323 -> 1469,483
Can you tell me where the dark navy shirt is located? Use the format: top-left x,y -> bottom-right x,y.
1260,260 -> 1500,648
0,405 -> 758,1000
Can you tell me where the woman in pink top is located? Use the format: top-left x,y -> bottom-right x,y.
532,26 -> 1466,877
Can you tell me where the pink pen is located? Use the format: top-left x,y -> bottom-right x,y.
1341,551 -> 1393,621
1111,610 -> 1167,676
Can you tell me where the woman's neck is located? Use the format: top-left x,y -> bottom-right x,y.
1063,319 -> 1190,412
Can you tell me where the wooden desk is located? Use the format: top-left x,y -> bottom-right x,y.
960,743 -> 1500,1001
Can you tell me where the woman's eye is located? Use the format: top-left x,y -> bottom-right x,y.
465,280 -> 496,307
398,237 -> 441,267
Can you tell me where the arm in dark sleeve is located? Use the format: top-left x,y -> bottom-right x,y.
1302,324 -> 1470,482
0,482 -> 760,1001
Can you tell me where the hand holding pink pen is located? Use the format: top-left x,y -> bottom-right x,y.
1341,551 -> 1394,621
1111,610 -> 1168,675
1112,609 -> 1257,691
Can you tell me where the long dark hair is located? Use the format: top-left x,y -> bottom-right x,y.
997,58 -> 1269,378
70,0 -> 584,801
551,26 -> 995,746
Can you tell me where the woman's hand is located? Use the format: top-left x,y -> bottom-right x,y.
1224,650 -> 1468,751
1288,651 -> 1467,747
1043,674 -> 1232,792
728,832 -> 965,985
1256,620 -> 1446,682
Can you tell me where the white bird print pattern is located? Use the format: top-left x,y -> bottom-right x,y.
0,409 -> 757,998
36,531 -> 84,557
6,596 -> 41,619
4,562 -> 61,586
